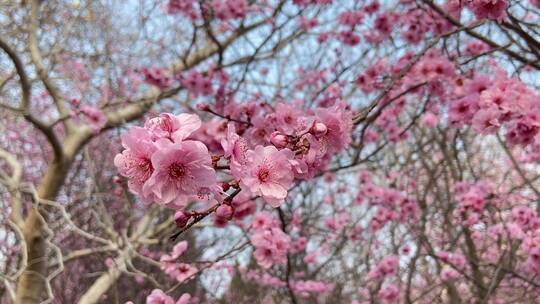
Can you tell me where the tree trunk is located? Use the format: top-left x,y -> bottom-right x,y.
15,158 -> 73,304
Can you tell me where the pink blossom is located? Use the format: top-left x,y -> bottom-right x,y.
142,67 -> 172,89
274,102 -> 302,134
146,289 -> 175,304
143,140 -> 217,208
221,123 -> 249,178
506,115 -> 540,146
291,280 -> 334,296
338,10 -> 364,27
175,211 -> 190,227
179,71 -> 213,97
166,0 -> 199,20
105,257 -> 114,268
471,107 -> 501,134
374,13 -> 393,36
251,211 -> 278,230
176,293 -> 193,304
171,241 -> 188,259
114,127 -> 157,202
292,237 -> 308,253
231,191 -> 256,220
144,113 -> 201,142
465,40 -> 490,56
467,0 -> 508,21
174,263 -> 198,282
212,0 -> 247,20
449,95 -> 479,127
423,112 -> 439,128
378,284 -> 399,303
299,16 -> 318,30
364,1 -> 380,15
465,74 -> 490,95
479,87 -> 510,111
251,226 -> 291,269
338,31 -> 361,46
80,105 -> 107,133
239,145 -> 294,207
160,241 -> 188,264
313,101 -> 353,154
161,258 -> 198,282
527,247 -> 540,273
441,268 -> 460,281
304,251 -> 318,264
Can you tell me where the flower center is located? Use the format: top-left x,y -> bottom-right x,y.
160,116 -> 174,132
169,163 -> 186,179
258,167 -> 271,182
458,104 -> 468,113
284,115 -> 293,124
139,158 -> 153,177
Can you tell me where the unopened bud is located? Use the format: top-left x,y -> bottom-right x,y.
174,211 -> 190,228
221,182 -> 230,192
311,122 -> 327,137
216,204 -> 233,219
270,131 -> 288,148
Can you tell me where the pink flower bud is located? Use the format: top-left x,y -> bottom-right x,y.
70,98 -> 80,106
216,204 -> 233,219
174,211 -> 190,228
220,182 -> 230,192
105,257 -> 114,268
196,103 -> 210,111
270,131 -> 288,148
112,176 -> 122,184
311,122 -> 327,137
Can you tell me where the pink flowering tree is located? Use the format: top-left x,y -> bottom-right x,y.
2,0 -> 540,303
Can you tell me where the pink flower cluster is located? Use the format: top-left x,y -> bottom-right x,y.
242,269 -> 286,288
359,178 -> 418,231
116,97 -> 353,212
250,212 -> 291,268
240,269 -> 333,296
166,0 -> 199,20
388,49 -> 540,150
355,59 -> 388,94
299,16 -> 318,30
114,113 -> 219,209
142,67 -> 172,89
212,0 -> 247,20
453,181 -> 492,226
452,71 -> 540,146
436,251 -> 467,270
214,99 -> 352,205
378,283 -> 399,303
160,241 -> 198,282
179,71 -> 214,97
367,255 -> 399,280
338,10 -> 364,27
466,0 -> 508,21
291,280 -> 334,297
441,267 -> 460,281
